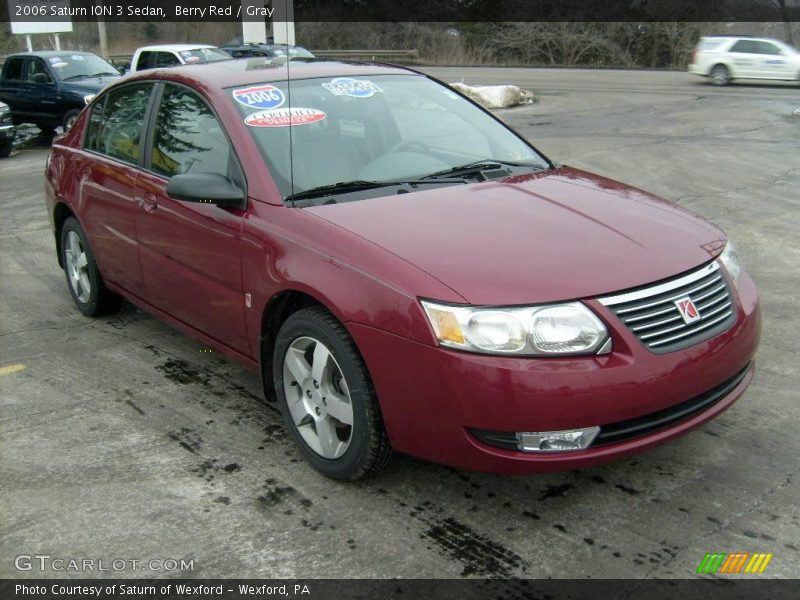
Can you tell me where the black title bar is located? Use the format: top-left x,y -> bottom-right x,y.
2,579 -> 800,600
3,0 -> 800,23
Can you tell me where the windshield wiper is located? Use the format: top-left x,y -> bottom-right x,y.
422,159 -> 544,180
285,177 -> 467,204
88,72 -> 118,77
61,74 -> 90,81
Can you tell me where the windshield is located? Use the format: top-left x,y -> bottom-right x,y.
230,74 -> 548,201
272,46 -> 315,59
180,48 -> 231,64
48,54 -> 118,80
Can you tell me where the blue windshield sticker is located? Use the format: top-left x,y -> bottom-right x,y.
233,84 -> 286,110
322,78 -> 383,98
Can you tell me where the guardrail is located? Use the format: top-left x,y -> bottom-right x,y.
309,49 -> 419,63
1,49 -> 420,71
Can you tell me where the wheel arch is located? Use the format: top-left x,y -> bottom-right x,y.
53,201 -> 77,268
709,61 -> 733,77
259,288 -> 348,402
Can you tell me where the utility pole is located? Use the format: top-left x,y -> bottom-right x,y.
96,1 -> 108,57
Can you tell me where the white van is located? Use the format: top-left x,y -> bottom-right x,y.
688,36 -> 800,85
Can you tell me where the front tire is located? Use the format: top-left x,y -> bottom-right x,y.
0,140 -> 11,158
710,64 -> 731,86
273,307 -> 392,480
60,217 -> 122,317
63,109 -> 80,132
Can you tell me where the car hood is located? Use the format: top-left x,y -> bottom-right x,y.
62,76 -> 120,93
303,167 -> 728,305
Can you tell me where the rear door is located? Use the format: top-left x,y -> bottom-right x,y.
134,82 -> 249,352
80,82 -> 155,296
728,40 -> 761,77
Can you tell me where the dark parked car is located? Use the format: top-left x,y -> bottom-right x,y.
45,60 -> 760,480
0,51 -> 120,133
0,101 -> 15,157
219,43 -> 315,61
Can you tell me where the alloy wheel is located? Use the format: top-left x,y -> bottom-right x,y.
282,336 -> 354,459
65,230 -> 91,303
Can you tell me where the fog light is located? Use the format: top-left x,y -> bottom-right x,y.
516,426 -> 600,452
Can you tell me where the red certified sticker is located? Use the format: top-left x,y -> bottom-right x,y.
244,107 -> 326,128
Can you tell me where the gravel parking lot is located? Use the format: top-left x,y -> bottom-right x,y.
1,68 -> 798,579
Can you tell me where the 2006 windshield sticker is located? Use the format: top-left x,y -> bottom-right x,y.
233,84 -> 286,110
322,78 -> 383,98
245,107 -> 326,128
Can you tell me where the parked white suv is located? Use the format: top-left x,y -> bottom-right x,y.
129,44 -> 231,73
689,36 -> 800,85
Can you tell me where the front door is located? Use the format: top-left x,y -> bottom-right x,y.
134,83 -> 249,353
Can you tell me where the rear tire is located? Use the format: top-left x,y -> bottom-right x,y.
59,217 -> 122,317
710,64 -> 731,86
0,140 -> 11,158
273,307 -> 393,480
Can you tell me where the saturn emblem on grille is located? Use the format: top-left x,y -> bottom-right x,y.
675,296 -> 701,324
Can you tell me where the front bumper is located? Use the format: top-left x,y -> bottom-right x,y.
348,270 -> 760,474
0,123 -> 15,140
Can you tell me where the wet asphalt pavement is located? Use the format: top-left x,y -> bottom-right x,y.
1,68 -> 798,579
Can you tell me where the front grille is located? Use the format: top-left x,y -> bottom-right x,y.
598,261 -> 736,353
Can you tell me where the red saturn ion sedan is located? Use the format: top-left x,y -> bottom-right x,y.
45,60 -> 760,480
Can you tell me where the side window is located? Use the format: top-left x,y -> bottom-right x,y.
155,52 -> 180,68
730,40 -> 756,54
150,84 -> 233,178
25,59 -> 52,83
84,96 -> 106,152
2,57 -> 25,80
136,52 -> 155,71
89,83 -> 153,164
756,42 -> 781,55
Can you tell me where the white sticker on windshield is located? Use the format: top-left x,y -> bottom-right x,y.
245,107 -> 326,128
71,55 -> 84,60
322,77 -> 383,98
48,57 -> 62,63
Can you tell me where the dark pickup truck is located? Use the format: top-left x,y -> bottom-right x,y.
0,51 -> 120,133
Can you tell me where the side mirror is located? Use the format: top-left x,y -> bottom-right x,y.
31,73 -> 50,84
118,66 -> 129,75
166,172 -> 245,208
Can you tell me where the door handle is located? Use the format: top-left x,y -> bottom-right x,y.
142,192 -> 158,213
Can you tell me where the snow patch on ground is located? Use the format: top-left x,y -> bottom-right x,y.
449,83 -> 535,109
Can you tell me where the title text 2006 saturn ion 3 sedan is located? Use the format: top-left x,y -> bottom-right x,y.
45,60 -> 760,480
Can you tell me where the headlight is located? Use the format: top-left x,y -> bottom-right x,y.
719,241 -> 741,287
83,94 -> 96,105
420,300 -> 610,356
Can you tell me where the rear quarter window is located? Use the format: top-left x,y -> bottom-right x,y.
698,40 -> 725,52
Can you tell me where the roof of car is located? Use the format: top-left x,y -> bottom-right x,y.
126,58 -> 414,88
8,51 -> 97,58
135,44 -> 216,52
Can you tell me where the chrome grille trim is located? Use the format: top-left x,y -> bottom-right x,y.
598,261 -> 719,307
614,274 -> 722,315
598,261 -> 736,353
647,310 -> 734,347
